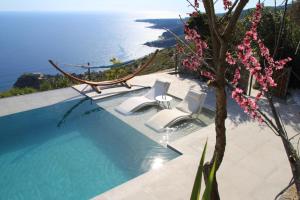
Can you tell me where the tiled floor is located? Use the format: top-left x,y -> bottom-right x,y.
1,71 -> 299,200
91,72 -> 298,200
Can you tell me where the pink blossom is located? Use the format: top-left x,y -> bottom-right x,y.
237,44 -> 244,51
243,38 -> 251,47
189,11 -> 199,17
227,3 -> 292,123
201,71 -> 216,80
255,92 -> 263,101
231,87 -> 263,123
226,52 -> 236,65
246,31 -> 253,37
182,55 -> 201,71
182,26 -> 208,71
274,57 -> 292,70
231,68 -> 241,85
223,0 -> 232,10
227,3 -> 291,96
176,43 -> 184,53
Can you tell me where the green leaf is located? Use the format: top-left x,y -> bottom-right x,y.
202,156 -> 217,200
190,140 -> 208,200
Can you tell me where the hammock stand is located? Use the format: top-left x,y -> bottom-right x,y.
48,50 -> 158,93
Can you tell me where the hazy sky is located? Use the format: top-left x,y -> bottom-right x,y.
0,0 -> 292,17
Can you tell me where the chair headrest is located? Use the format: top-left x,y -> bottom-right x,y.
176,89 -> 207,114
144,79 -> 171,99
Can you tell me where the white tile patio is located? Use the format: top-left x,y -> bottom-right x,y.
1,71 -> 298,200
91,72 -> 296,200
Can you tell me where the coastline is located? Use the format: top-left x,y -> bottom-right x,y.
0,12 -> 164,92
136,18 -> 184,48
0,17 -> 183,96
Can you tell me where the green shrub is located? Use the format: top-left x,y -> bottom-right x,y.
40,81 -> 52,91
0,87 -> 37,98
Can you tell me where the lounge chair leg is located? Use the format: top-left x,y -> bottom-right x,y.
122,81 -> 132,89
91,85 -> 101,93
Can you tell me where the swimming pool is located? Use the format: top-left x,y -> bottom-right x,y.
0,98 -> 180,200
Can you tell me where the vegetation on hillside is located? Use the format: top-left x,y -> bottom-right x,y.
0,87 -> 38,98
139,5 -> 291,49
289,0 -> 300,26
0,48 -> 176,98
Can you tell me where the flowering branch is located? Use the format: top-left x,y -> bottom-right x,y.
179,0 -> 300,198
223,0 -> 249,39
219,0 -> 239,23
166,28 -> 216,74
225,3 -> 291,122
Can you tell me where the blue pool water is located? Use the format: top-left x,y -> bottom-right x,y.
0,98 -> 179,200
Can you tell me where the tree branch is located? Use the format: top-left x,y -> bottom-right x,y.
273,0 -> 289,57
219,0 -> 239,23
223,0 -> 249,39
186,0 -> 202,14
206,0 -> 223,43
203,0 -> 222,67
164,28 -> 216,73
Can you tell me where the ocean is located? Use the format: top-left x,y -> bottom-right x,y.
0,12 -> 164,92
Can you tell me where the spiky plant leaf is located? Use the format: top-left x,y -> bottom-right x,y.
202,156 -> 217,200
190,141 -> 208,200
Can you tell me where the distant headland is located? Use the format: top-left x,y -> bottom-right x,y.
136,18 -> 185,48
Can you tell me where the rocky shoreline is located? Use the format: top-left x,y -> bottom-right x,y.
136,18 -> 185,48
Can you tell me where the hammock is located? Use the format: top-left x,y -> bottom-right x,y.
48,50 -> 158,93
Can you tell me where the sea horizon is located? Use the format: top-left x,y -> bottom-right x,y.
0,11 -> 166,92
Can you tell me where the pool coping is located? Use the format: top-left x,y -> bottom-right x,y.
72,84 -> 150,100
0,88 -> 82,117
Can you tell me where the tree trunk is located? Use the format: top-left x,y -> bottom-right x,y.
204,83 -> 227,200
267,95 -> 300,198
279,135 -> 300,198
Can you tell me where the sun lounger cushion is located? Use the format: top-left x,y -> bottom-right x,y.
115,79 -> 170,115
145,89 -> 207,132
145,108 -> 191,132
115,96 -> 156,115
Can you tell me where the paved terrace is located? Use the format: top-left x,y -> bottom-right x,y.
1,71 -> 299,200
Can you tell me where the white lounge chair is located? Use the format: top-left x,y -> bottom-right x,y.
115,79 -> 171,115
145,89 -> 207,132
